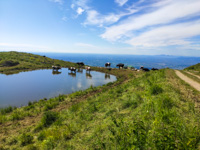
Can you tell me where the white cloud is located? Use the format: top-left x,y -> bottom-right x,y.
49,0 -> 63,5
71,4 -> 75,9
101,0 -> 200,41
62,16 -> 67,21
77,7 -> 85,15
84,9 -> 137,26
126,20 -> 200,47
115,0 -> 128,6
75,42 -> 97,48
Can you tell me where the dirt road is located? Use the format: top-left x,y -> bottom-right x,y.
186,71 -> 200,80
175,70 -> 200,91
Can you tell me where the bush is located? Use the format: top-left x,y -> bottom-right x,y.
0,60 -> 19,67
41,111 -> 58,127
0,106 -> 15,115
19,133 -> 34,146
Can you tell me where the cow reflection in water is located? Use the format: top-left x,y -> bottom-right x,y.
52,70 -> 62,75
105,73 -> 110,79
77,68 -> 83,73
68,72 -> 76,77
86,72 -> 92,79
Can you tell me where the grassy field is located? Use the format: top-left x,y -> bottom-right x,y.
0,52 -> 200,149
184,63 -> 200,75
0,51 -> 77,74
1,68 -> 200,149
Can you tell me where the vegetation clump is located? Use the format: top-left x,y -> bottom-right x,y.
41,111 -> 58,127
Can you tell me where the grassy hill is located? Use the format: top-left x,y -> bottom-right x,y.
0,51 -> 77,74
0,52 -> 200,149
184,63 -> 200,72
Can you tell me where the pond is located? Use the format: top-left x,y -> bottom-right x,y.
0,68 -> 116,108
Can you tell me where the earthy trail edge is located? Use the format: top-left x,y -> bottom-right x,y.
175,70 -> 200,91
186,71 -> 200,80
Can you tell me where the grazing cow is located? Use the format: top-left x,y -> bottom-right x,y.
76,62 -> 85,67
151,68 -> 159,71
86,66 -> 91,72
116,63 -> 124,69
68,67 -> 76,72
52,65 -> 61,70
140,66 -> 149,72
105,62 -> 111,68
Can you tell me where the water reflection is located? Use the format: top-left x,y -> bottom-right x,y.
86,72 -> 92,79
77,68 -> 83,73
0,68 -> 116,107
105,73 -> 110,79
52,70 -> 62,75
68,72 -> 76,77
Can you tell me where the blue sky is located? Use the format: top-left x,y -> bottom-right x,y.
0,0 -> 200,56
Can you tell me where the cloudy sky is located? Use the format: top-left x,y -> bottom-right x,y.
0,0 -> 200,56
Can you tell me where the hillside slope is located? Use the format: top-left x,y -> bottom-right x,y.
0,68 -> 200,149
0,51 -> 77,74
184,63 -> 200,72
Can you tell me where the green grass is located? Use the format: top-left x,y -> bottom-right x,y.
1,69 -> 200,149
184,63 -> 200,75
0,51 -> 77,74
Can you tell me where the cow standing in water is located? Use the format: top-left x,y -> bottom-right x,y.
68,67 -> 76,73
86,66 -> 91,72
116,63 -> 124,69
105,62 -> 111,68
52,65 -> 61,70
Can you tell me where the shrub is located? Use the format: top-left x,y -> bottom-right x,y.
41,111 -> 58,127
19,133 -> 34,146
0,60 -> 19,67
0,106 -> 14,115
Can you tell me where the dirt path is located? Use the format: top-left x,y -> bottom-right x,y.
175,70 -> 200,91
185,71 -> 200,80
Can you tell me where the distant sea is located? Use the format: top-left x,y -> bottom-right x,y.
35,53 -> 200,70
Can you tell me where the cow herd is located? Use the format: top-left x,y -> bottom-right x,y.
52,62 -> 159,73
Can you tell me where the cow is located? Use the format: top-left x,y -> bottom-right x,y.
76,62 -> 85,67
52,65 -> 61,70
151,68 -> 159,71
86,66 -> 91,72
105,62 -> 111,68
140,66 -> 149,72
116,63 -> 124,69
68,67 -> 76,72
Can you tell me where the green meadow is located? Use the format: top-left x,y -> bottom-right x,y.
0,52 -> 200,149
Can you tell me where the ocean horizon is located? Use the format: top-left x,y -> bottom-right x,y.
34,52 -> 200,70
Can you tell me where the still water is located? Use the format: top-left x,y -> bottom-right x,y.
0,68 -> 116,108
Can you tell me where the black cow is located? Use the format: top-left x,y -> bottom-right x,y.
77,62 -> 85,66
151,68 -> 159,71
140,66 -> 149,72
68,67 -> 76,72
52,65 -> 61,70
105,62 -> 111,67
116,63 -> 124,69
